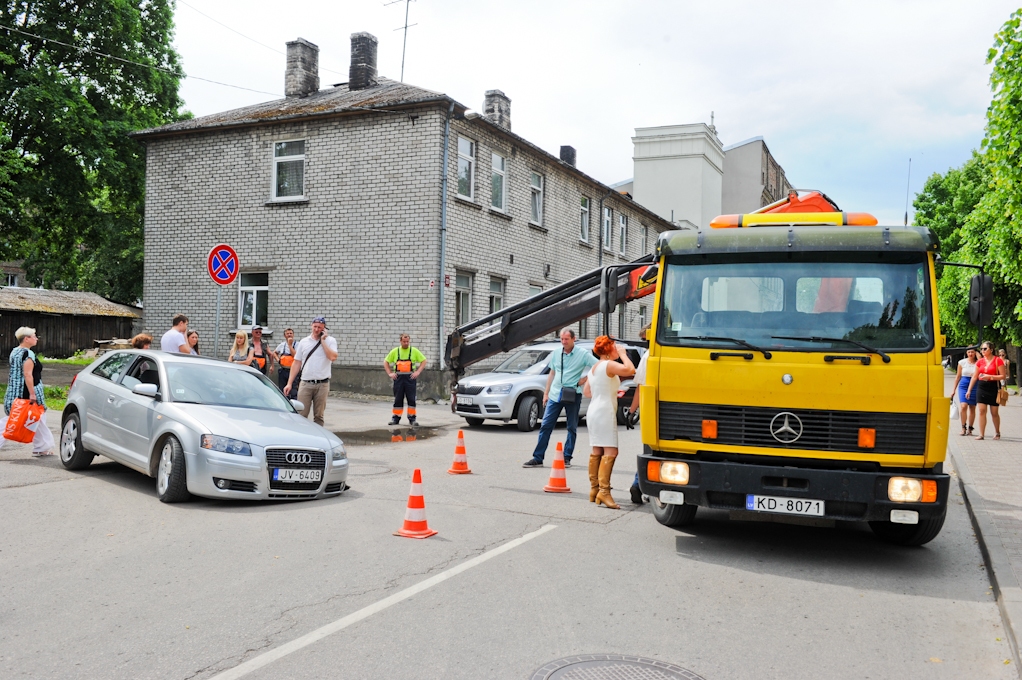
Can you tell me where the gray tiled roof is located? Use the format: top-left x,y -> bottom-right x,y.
0,288 -> 141,318
132,78 -> 457,138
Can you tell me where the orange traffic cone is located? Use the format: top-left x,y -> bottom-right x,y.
544,442 -> 571,493
448,430 -> 472,474
394,468 -> 438,539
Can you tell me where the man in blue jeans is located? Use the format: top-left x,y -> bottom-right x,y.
523,328 -> 598,469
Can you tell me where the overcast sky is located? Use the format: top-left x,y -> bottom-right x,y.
172,0 -> 1019,224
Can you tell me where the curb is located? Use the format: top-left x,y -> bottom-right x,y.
947,439 -> 1022,676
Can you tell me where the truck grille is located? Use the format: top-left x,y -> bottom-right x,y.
659,402 -> 927,455
266,448 -> 326,491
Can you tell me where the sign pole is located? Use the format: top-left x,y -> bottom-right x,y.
214,285 -> 222,360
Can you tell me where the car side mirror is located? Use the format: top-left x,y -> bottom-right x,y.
290,399 -> 305,411
132,384 -> 159,399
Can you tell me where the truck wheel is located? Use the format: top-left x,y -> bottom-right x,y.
652,497 -> 697,527
464,417 -> 485,428
59,412 -> 94,470
869,511 -> 946,547
516,395 -> 540,432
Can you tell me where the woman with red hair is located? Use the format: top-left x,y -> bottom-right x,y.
583,335 -> 635,508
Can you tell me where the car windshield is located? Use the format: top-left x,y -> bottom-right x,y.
165,363 -> 295,412
494,350 -> 551,375
657,253 -> 933,352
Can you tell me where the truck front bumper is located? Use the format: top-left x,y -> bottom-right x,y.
637,452 -> 949,522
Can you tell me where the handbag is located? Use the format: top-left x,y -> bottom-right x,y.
4,398 -> 44,443
999,387 -> 1010,406
558,351 -> 578,403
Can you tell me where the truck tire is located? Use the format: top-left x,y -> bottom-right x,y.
652,497 -> 697,527
516,395 -> 540,432
869,511 -> 946,547
464,417 -> 485,428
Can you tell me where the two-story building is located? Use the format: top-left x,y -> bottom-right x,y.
132,32 -> 675,397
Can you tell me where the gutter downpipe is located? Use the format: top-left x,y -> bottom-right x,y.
439,100 -> 455,374
597,189 -> 615,335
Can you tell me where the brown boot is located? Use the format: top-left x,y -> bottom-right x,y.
595,455 -> 620,509
588,454 -> 602,502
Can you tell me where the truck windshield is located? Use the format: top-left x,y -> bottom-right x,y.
657,255 -> 933,352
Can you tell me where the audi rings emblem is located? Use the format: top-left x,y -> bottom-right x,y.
769,412 -> 803,444
285,452 -> 313,464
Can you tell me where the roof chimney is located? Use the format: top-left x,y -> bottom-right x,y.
559,146 -> 576,167
349,32 -> 378,90
285,38 -> 319,98
483,90 -> 511,131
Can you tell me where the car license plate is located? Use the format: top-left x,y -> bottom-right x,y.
273,468 -> 322,482
746,494 -> 824,517
457,395 -> 473,405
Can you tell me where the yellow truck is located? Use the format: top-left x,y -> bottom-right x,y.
638,210 -> 953,546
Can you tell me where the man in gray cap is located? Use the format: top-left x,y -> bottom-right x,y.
284,317 -> 338,426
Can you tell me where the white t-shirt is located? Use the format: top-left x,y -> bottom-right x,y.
294,335 -> 338,381
161,328 -> 188,353
634,352 -> 649,385
959,358 -> 977,378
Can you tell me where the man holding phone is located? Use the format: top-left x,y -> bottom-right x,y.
284,316 -> 339,426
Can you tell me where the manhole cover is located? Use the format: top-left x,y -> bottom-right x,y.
530,655 -> 705,680
346,460 -> 394,477
335,427 -> 443,445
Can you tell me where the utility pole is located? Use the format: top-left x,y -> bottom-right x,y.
903,157 -> 912,226
386,0 -> 417,82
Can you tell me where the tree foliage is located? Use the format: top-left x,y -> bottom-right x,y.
0,1 -> 184,303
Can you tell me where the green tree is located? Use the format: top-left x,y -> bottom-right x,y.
0,1 -> 184,303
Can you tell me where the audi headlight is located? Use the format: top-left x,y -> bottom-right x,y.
200,434 -> 252,456
331,443 -> 347,461
487,383 -> 513,394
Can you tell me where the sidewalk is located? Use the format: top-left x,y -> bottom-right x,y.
945,373 -> 1022,674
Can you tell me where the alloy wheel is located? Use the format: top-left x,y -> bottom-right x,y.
529,402 -> 539,429
157,443 -> 173,495
60,420 -> 77,463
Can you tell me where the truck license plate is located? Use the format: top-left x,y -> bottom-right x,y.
746,494 -> 824,517
273,468 -> 322,482
457,395 -> 473,405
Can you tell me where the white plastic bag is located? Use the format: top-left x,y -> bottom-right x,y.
950,391 -> 960,420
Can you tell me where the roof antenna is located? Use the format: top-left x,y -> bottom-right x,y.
903,157 -> 912,226
385,0 -> 418,82
709,111 -> 716,135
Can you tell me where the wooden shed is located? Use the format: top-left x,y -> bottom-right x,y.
0,288 -> 140,359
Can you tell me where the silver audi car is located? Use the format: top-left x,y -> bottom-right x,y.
59,350 -> 348,502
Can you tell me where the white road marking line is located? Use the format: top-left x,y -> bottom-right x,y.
207,523 -> 558,680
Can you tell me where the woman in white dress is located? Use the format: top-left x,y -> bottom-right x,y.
583,336 -> 635,509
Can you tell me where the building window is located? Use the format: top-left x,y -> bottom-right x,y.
617,303 -> 626,338
4,273 -> 17,287
455,272 -> 473,326
618,214 -> 627,255
238,273 -> 269,328
639,305 -> 648,331
491,153 -> 506,211
530,172 -> 544,225
642,224 -> 649,254
273,140 -> 305,199
580,196 -> 590,243
458,137 -> 475,199
579,317 -> 588,340
489,277 -> 505,314
602,207 -> 613,249
528,284 -> 543,298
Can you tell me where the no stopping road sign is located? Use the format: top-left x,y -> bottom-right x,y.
207,244 -> 239,286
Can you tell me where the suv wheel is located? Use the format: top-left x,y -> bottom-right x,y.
464,417 -> 485,427
517,395 -> 540,432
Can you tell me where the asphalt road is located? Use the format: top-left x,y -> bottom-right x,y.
0,403 -> 1014,680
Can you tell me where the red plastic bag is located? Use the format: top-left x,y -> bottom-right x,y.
4,398 -> 44,443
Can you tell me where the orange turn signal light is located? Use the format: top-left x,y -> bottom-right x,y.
922,479 -> 938,503
702,419 -> 718,439
647,460 -> 661,483
858,428 -> 876,449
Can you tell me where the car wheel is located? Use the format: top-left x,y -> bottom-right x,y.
652,497 -> 698,527
617,403 -> 630,425
464,417 -> 485,427
156,436 -> 191,503
59,412 -> 94,470
517,395 -> 540,432
868,511 -> 946,546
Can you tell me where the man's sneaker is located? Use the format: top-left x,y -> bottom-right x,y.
389,416 -> 401,426
563,459 -> 572,468
630,484 -> 644,505
522,458 -> 543,468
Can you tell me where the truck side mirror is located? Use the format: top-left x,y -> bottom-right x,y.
600,268 -> 618,314
968,274 -> 993,327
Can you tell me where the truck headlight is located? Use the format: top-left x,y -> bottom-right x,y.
200,434 -> 252,456
487,384 -> 512,394
331,443 -> 347,461
660,461 -> 690,485
888,477 -> 922,502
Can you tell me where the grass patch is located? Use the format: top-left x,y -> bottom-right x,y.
0,384 -> 68,411
37,350 -> 94,366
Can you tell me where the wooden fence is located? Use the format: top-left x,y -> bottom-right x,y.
0,312 -> 135,360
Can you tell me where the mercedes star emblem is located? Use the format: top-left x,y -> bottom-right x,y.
769,412 -> 803,443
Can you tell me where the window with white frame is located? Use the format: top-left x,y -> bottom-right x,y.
528,284 -> 543,298
639,305 -> 648,331
602,207 -> 613,249
617,303 -> 626,338
530,172 -> 544,225
455,272 -> 473,326
489,277 -> 505,314
580,196 -> 590,243
491,153 -> 506,210
578,317 -> 589,340
238,273 -> 269,328
618,214 -> 627,254
642,224 -> 649,254
457,137 -> 475,199
5,273 -> 17,287
273,140 -> 305,199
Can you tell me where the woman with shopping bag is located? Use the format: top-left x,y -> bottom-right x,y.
0,327 -> 55,456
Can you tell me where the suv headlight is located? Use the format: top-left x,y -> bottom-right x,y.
331,443 -> 347,461
487,383 -> 513,394
200,434 -> 252,456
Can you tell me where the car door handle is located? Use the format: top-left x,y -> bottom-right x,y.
107,396 -> 115,403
